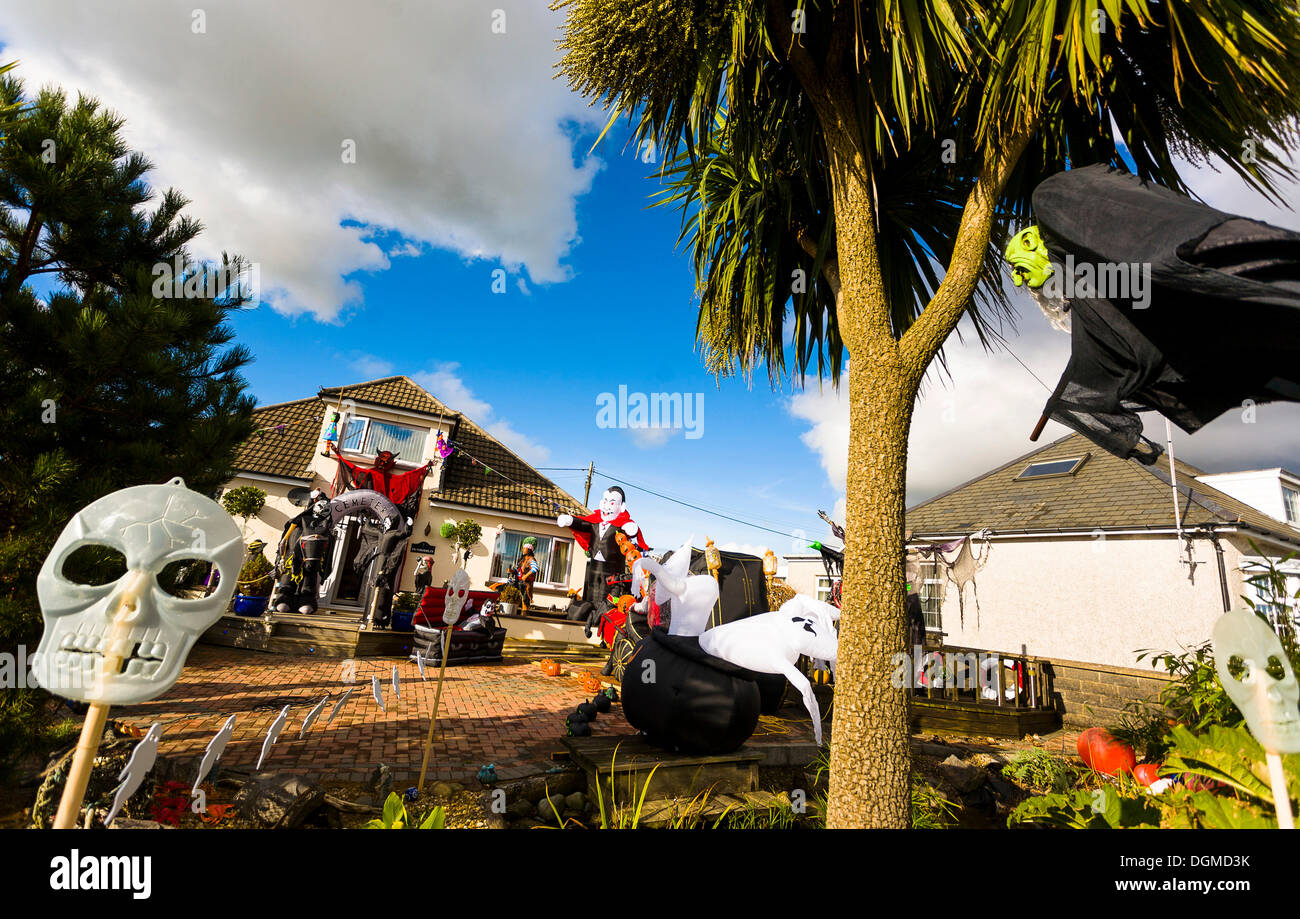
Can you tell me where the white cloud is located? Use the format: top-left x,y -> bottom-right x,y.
347,353 -> 396,378
0,1 -> 604,321
411,363 -> 552,466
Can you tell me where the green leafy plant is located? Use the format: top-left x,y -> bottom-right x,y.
236,546 -> 274,598
391,591 -> 419,613
910,776 -> 959,829
453,519 -> 482,560
364,792 -> 446,829
1003,748 -> 1078,794
497,585 -> 523,606
1012,724 -> 1300,829
221,486 -> 266,536
439,521 -> 456,539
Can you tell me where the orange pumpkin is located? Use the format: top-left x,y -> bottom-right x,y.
540,658 -> 562,677
583,675 -> 603,693
1077,727 -> 1136,776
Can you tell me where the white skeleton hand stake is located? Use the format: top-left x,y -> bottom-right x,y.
35,477 -> 242,829
417,568 -> 473,793
1213,608 -> 1300,828
698,595 -> 840,745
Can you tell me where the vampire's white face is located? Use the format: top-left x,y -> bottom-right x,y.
598,489 -> 624,523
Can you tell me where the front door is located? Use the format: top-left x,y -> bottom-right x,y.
324,516 -> 377,614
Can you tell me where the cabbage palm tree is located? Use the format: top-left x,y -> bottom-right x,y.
554,0 -> 1300,827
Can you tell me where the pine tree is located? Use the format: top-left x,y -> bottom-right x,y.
0,74 -> 257,771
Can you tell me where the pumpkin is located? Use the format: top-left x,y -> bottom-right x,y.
540,659 -> 561,677
582,675 -> 602,693
1076,727 -> 1136,776
1133,763 -> 1162,787
592,693 -> 612,714
576,701 -> 599,722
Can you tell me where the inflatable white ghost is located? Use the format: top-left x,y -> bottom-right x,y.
698,594 -> 840,745
630,536 -> 719,637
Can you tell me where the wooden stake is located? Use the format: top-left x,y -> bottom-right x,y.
52,572 -> 147,829
416,625 -> 455,794
1267,751 -> 1294,829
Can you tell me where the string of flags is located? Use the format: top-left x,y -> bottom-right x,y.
99,658 -> 432,827
250,412 -> 324,438
434,431 -> 573,514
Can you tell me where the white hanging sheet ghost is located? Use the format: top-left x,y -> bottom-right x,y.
698,595 -> 840,745
391,665 -> 401,701
630,536 -> 718,638
104,723 -> 162,826
33,477 -> 243,705
256,705 -> 290,770
192,714 -> 236,794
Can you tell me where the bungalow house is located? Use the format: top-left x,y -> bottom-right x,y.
898,432 -> 1300,726
223,375 -> 591,618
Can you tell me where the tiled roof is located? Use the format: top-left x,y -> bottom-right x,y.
231,397 -> 322,481
906,432 -> 1300,544
319,376 -> 455,418
438,414 -> 588,520
233,376 -> 587,520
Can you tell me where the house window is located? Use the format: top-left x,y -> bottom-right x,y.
490,530 -> 572,587
1283,486 -> 1300,524
340,414 -> 428,464
816,576 -> 833,603
1015,455 -> 1089,480
917,559 -> 945,631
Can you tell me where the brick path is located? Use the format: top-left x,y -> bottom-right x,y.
112,645 -> 632,785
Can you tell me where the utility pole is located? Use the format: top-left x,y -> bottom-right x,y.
583,461 -> 594,507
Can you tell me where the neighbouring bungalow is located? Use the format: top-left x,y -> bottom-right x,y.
222,375 -> 591,618
905,432 -> 1299,726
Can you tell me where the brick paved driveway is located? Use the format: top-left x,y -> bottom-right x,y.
113,646 -> 630,785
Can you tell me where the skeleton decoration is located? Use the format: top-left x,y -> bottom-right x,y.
256,705 -> 290,771
325,687 -> 355,727
298,694 -> 330,738
630,537 -> 718,638
698,595 -> 840,745
1213,608 -> 1300,754
443,568 -> 472,627
104,723 -> 162,826
192,714 -> 236,794
34,478 -> 243,705
391,665 -> 401,700
371,675 -> 386,712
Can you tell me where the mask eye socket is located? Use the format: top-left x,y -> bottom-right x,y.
1266,655 -> 1288,682
156,558 -> 214,599
61,544 -> 127,586
1227,655 -> 1255,683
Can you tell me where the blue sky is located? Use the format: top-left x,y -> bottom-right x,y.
5,1 -> 1300,560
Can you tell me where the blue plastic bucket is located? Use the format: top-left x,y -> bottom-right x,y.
233,594 -> 269,617
390,608 -> 415,632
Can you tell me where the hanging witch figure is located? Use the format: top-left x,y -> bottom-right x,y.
557,486 -> 649,635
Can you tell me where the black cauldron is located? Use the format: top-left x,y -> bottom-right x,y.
621,628 -> 775,754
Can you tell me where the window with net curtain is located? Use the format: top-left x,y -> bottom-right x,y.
340,416 -> 428,462
490,530 -> 572,585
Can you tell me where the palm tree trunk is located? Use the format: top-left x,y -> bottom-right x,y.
825,350 -> 915,828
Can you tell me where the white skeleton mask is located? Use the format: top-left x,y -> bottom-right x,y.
33,477 -> 242,705
444,568 -> 471,626
1213,608 -> 1300,753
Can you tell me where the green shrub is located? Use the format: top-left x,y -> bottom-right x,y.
236,546 -> 274,598
221,485 -> 266,534
1002,748 -> 1078,793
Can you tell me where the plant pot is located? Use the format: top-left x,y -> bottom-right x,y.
390,608 -> 415,632
500,602 -> 518,618
233,594 -> 270,617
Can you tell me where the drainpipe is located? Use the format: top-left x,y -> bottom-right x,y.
1210,529 -> 1232,613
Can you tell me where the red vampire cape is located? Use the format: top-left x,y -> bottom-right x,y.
567,509 -> 650,553
330,444 -> 430,517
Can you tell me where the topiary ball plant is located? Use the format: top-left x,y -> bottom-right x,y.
222,485 -> 266,536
